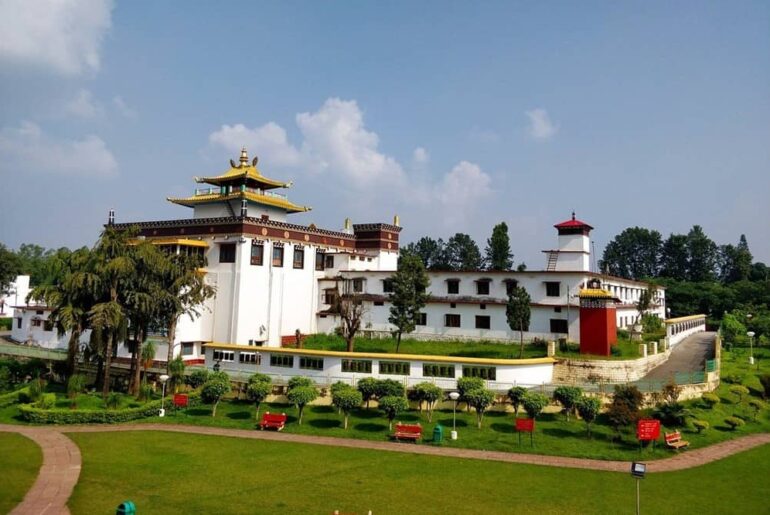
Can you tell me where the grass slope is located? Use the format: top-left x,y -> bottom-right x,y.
66,431 -> 770,515
0,432 -> 42,513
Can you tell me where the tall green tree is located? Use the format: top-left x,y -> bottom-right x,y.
686,225 -> 718,282
485,222 -> 513,271
445,233 -> 482,271
0,243 -> 21,295
660,234 -> 689,280
720,235 -> 753,283
599,227 -> 662,280
506,286 -> 531,358
388,254 -> 430,352
401,237 -> 450,270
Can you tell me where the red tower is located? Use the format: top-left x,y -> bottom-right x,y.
578,280 -> 617,356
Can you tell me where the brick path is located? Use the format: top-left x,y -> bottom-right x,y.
2,423 -> 769,514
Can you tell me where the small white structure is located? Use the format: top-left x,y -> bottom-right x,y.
1,275 -> 31,320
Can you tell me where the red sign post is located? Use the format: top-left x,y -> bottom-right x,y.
637,419 -> 661,451
515,418 -> 535,447
173,394 -> 189,408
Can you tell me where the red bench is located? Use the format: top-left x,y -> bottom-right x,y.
259,412 -> 287,431
392,423 -> 422,442
664,431 -> 689,451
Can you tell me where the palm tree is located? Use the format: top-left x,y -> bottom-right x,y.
140,340 -> 157,384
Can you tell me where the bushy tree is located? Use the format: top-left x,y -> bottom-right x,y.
720,314 -> 747,344
506,286 -> 531,358
186,368 -> 209,389
168,356 -> 186,393
522,393 -> 549,419
607,385 -> 644,438
465,387 -> 495,428
201,372 -> 231,417
378,395 -> 409,430
0,243 -> 22,295
457,377 -> 484,410
507,386 -> 528,414
485,222 -> 513,271
413,382 -> 442,422
67,374 -> 87,408
553,386 -> 583,420
653,380 -> 689,426
331,384 -> 363,429
576,396 -> 602,438
445,233 -> 483,271
246,373 -> 272,420
729,384 -> 749,404
287,378 -> 318,425
388,254 -> 430,352
374,379 -> 405,399
357,377 -> 379,408
599,227 -> 662,280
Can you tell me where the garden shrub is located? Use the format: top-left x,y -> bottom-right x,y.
37,393 -> 56,410
729,385 -> 750,403
374,379 -> 405,399
0,386 -> 29,407
105,392 -> 121,410
378,395 -> 409,430
724,373 -> 745,385
287,385 -> 317,425
724,416 -> 745,430
553,386 -> 582,420
331,384 -> 363,429
653,380 -> 689,426
287,376 -> 314,390
522,392 -> 549,420
607,385 -> 644,437
701,392 -> 721,409
138,383 -> 154,402
28,377 -> 45,403
0,366 -> 11,392
186,369 -> 209,389
357,377 -> 379,408
507,386 -> 528,414
610,346 -> 622,357
412,382 -> 442,422
759,375 -> 770,400
67,374 -> 87,407
576,396 -> 602,438
201,375 -> 232,417
20,399 -> 163,424
748,399 -> 765,421
246,374 -> 272,419
692,419 -> 709,433
464,387 -> 495,428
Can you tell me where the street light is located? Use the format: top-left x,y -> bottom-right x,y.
448,391 -> 460,440
159,374 -> 170,417
631,462 -> 646,515
747,331 -> 756,365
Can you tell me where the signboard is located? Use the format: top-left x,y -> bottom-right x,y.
173,394 -> 189,408
636,419 -> 660,441
515,418 -> 535,432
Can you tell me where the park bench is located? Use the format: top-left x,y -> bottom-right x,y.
392,423 -> 422,442
259,412 -> 287,431
664,431 -> 689,451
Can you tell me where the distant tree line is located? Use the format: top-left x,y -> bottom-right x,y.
401,222 -> 525,272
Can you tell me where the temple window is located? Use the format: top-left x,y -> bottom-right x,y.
219,243 -> 236,263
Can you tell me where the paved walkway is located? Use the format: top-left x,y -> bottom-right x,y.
2,422 -> 769,514
642,331 -> 717,380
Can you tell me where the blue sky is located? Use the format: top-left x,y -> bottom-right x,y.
1,1 -> 768,268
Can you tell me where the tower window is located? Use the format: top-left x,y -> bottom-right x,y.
293,247 -> 305,269
447,279 -> 460,294
219,243 -> 236,263
250,242 -> 264,266
272,246 -> 284,267
545,282 -> 560,297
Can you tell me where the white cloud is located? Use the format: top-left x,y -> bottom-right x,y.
0,0 -> 113,76
469,126 -> 500,143
296,98 -> 405,185
65,89 -> 103,118
437,160 -> 492,207
208,122 -> 304,168
412,147 -> 429,168
112,96 -> 137,119
525,108 -> 559,141
0,121 -> 117,177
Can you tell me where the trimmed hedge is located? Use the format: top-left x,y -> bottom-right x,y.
0,386 -> 30,408
18,392 -> 201,424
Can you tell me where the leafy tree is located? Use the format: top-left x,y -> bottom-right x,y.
686,225 -> 718,282
246,373 -> 272,420
332,279 -> 367,352
552,386 -> 583,420
445,233 -> 483,271
201,372 -> 231,417
599,227 -> 662,279
378,395 -> 409,430
140,339 -> 157,384
607,385 -> 644,438
401,237 -> 451,270
485,222 -> 513,271
0,243 -> 22,295
507,386 -> 528,414
506,286 -> 531,358
168,356 -> 186,393
659,234 -> 689,280
357,377 -> 378,408
719,235 -> 753,283
186,368 -> 209,389
465,387 -> 495,428
653,380 -> 689,426
636,286 -> 655,323
374,378 -> 405,399
288,376 -> 314,390
457,376 -> 484,411
388,254 -> 430,352
331,384 -> 363,429
720,314 -> 747,344
287,379 -> 318,425
575,396 -> 602,438
522,393 -> 549,419
413,382 -> 442,422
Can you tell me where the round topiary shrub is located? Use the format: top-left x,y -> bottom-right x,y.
701,392 -> 720,409
748,399 -> 765,421
692,419 -> 709,433
729,385 -> 750,403
725,416 -> 745,430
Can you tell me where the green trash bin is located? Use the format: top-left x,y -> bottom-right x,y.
433,424 -> 444,443
116,501 -> 136,515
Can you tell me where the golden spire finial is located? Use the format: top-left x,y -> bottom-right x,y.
239,147 -> 249,166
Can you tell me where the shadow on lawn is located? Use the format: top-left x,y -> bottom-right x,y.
226,411 -> 251,420
354,422 -> 388,433
309,418 -> 341,429
490,422 -> 515,434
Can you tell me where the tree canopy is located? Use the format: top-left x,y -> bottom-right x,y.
485,222 -> 513,271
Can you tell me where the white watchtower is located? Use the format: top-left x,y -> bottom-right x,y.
543,212 -> 593,272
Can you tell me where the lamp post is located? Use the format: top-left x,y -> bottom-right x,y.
159,374 -> 169,417
449,391 -> 460,440
631,462 -> 646,515
747,331 -> 755,365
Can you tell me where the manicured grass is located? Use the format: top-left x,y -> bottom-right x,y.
66,431 -> 770,514
303,333 -> 548,359
0,432 -> 42,513
556,338 -> 642,360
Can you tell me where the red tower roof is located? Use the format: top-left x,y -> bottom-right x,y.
554,212 -> 593,231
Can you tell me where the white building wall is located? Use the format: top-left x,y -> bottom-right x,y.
1,275 -> 31,319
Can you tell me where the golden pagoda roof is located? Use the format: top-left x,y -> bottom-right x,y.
167,190 -> 311,213
195,148 -> 291,190
578,288 -> 614,299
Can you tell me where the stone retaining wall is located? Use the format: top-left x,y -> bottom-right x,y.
552,346 -> 671,384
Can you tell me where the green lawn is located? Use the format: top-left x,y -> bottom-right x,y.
65,431 -> 770,514
0,432 -> 42,513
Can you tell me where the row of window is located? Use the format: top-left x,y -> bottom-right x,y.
220,242 -> 337,271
